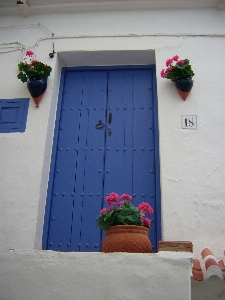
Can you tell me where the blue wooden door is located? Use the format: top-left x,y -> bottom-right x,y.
43,67 -> 161,252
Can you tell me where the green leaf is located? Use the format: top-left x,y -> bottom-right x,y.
17,61 -> 52,83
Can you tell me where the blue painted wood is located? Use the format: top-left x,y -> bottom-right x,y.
104,69 -> 157,251
43,66 -> 161,252
46,72 -> 85,251
42,69 -> 66,249
70,71 -> 107,252
132,69 -> 157,251
152,66 -> 162,245
104,70 -> 133,195
0,98 -> 29,133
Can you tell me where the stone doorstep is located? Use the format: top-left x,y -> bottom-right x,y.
158,241 -> 193,253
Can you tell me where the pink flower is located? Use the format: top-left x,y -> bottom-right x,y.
172,55 -> 179,61
142,217 -> 151,228
177,60 -> 185,65
166,66 -> 173,72
117,201 -> 125,207
160,69 -> 166,78
105,192 -> 120,206
166,58 -> 173,67
100,208 -> 107,214
107,207 -> 115,211
31,60 -> 38,64
138,202 -> 154,216
26,50 -> 34,56
120,194 -> 132,201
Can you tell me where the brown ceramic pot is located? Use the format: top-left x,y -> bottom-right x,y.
27,78 -> 47,107
101,225 -> 152,253
175,77 -> 193,101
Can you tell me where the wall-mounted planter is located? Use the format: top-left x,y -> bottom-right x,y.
27,78 -> 47,108
160,56 -> 195,101
175,77 -> 193,100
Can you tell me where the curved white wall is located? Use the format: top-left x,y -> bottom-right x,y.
0,8 -> 224,258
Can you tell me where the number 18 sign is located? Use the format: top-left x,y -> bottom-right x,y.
181,115 -> 197,129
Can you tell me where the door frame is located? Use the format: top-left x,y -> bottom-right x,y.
42,65 -> 161,250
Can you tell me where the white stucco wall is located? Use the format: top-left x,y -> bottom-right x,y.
0,8 -> 225,258
0,250 -> 192,300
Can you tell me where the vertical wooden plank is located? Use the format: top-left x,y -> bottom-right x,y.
103,68 -> 157,251
132,69 -> 157,251
104,70 -> 133,196
152,65 -> 162,246
47,71 -> 85,251
70,71 -> 107,252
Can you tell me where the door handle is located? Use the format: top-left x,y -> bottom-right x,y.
95,120 -> 105,129
108,112 -> 112,124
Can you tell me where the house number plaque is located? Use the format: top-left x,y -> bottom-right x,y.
181,115 -> 197,129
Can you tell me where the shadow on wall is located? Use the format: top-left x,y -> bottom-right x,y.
191,277 -> 225,300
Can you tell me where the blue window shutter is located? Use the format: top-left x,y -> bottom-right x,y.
0,98 -> 30,133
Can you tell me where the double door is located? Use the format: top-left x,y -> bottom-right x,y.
43,67 -> 160,252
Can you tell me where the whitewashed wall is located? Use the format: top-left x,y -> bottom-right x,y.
0,8 -> 224,259
0,250 -> 192,300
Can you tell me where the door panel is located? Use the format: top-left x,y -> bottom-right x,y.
104,70 -> 134,193
104,69 -> 157,248
44,67 -> 160,252
69,72 -> 107,252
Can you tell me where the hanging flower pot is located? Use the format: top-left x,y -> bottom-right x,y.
27,77 -> 47,107
175,77 -> 193,100
17,49 -> 52,108
160,55 -> 195,101
101,225 -> 152,253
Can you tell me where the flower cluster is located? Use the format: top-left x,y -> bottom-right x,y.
138,202 -> 154,216
17,50 -> 52,83
160,55 -> 194,82
97,192 -> 153,230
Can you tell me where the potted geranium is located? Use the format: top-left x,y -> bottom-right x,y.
97,192 -> 154,253
160,55 -> 195,100
17,50 -> 52,107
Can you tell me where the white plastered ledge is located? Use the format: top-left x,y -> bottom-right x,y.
0,250 -> 192,300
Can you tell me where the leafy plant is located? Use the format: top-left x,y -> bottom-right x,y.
160,55 -> 195,82
17,50 -> 52,83
97,192 -> 153,230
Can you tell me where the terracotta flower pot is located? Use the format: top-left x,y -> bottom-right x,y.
27,77 -> 47,107
175,77 -> 193,100
101,225 -> 152,253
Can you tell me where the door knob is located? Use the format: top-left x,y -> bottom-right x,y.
95,120 -> 105,129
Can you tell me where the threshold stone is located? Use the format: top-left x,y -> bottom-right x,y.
158,241 -> 193,253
